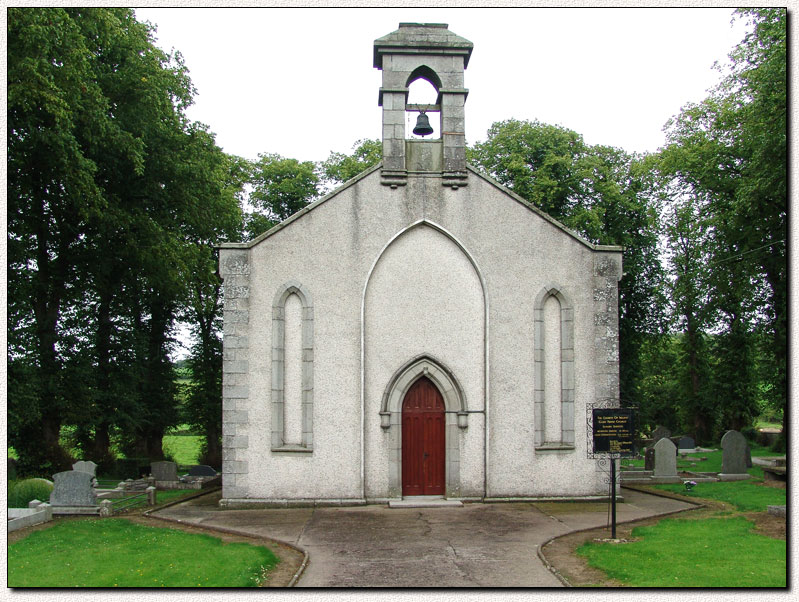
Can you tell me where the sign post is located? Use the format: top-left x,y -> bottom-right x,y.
592,408 -> 635,539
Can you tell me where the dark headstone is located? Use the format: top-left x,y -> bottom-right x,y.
50,471 -> 97,507
678,436 -> 696,450
151,460 -> 179,482
188,465 -> 217,477
644,447 -> 656,471
721,430 -> 749,475
650,425 -> 671,444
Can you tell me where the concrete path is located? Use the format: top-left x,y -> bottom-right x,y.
153,488 -> 695,587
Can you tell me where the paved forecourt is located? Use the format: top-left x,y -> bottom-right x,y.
153,488 -> 694,587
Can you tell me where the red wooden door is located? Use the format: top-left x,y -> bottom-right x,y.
402,377 -> 445,496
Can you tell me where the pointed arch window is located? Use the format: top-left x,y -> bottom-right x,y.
271,282 -> 314,452
534,286 -> 575,450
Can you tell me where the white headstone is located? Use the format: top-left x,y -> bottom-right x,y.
653,437 -> 678,480
72,460 -> 98,477
50,471 -> 97,507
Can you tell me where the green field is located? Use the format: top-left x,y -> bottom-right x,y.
162,434 -> 203,467
652,479 -> 785,512
8,519 -> 278,587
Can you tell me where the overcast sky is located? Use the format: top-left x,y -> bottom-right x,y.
133,7 -> 751,163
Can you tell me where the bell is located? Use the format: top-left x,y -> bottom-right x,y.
412,112 -> 434,137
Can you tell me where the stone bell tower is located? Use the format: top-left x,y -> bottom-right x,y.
374,23 -> 473,189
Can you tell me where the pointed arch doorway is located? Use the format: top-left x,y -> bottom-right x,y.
402,376 -> 446,496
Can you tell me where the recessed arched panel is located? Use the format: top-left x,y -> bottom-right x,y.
283,293 -> 303,445
271,281 -> 314,452
362,220 -> 487,498
534,286 -> 575,449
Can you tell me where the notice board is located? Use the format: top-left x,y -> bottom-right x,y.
592,408 -> 635,455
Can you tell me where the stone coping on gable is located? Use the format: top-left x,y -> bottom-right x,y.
218,162 -> 624,255
217,162 -> 383,250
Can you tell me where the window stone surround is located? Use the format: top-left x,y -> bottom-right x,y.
534,285 -> 575,450
271,281 -> 314,453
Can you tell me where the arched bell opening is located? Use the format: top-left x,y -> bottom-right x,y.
406,66 -> 441,140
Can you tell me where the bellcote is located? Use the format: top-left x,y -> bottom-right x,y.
374,23 -> 473,189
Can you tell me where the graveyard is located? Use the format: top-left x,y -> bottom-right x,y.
7,457 -> 299,587
539,436 -> 786,587
7,428 -> 785,588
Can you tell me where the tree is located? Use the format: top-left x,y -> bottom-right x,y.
469,120 -> 585,221
249,153 -> 320,222
659,8 -> 786,440
8,8 -> 244,473
650,155 -> 716,442
180,149 -> 247,468
8,7 -> 118,472
320,138 -> 382,187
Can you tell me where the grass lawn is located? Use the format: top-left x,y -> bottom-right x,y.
162,434 -> 203,466
652,480 -> 785,512
153,489 -> 208,506
575,457 -> 786,588
8,518 -> 278,587
577,516 -> 786,587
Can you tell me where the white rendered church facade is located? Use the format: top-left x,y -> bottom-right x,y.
218,23 -> 623,506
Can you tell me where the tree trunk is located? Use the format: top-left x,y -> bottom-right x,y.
91,286 -> 115,464
31,194 -> 70,470
203,423 -> 222,469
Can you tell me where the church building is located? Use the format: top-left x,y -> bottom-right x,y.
218,23 -> 623,506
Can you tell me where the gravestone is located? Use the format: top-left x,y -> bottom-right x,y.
49,471 -> 97,507
653,438 -> 680,482
678,436 -> 696,451
651,425 -> 671,444
72,460 -> 98,478
127,477 -> 149,491
188,465 -> 217,477
151,460 -> 178,482
720,430 -> 750,480
644,447 -> 656,471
